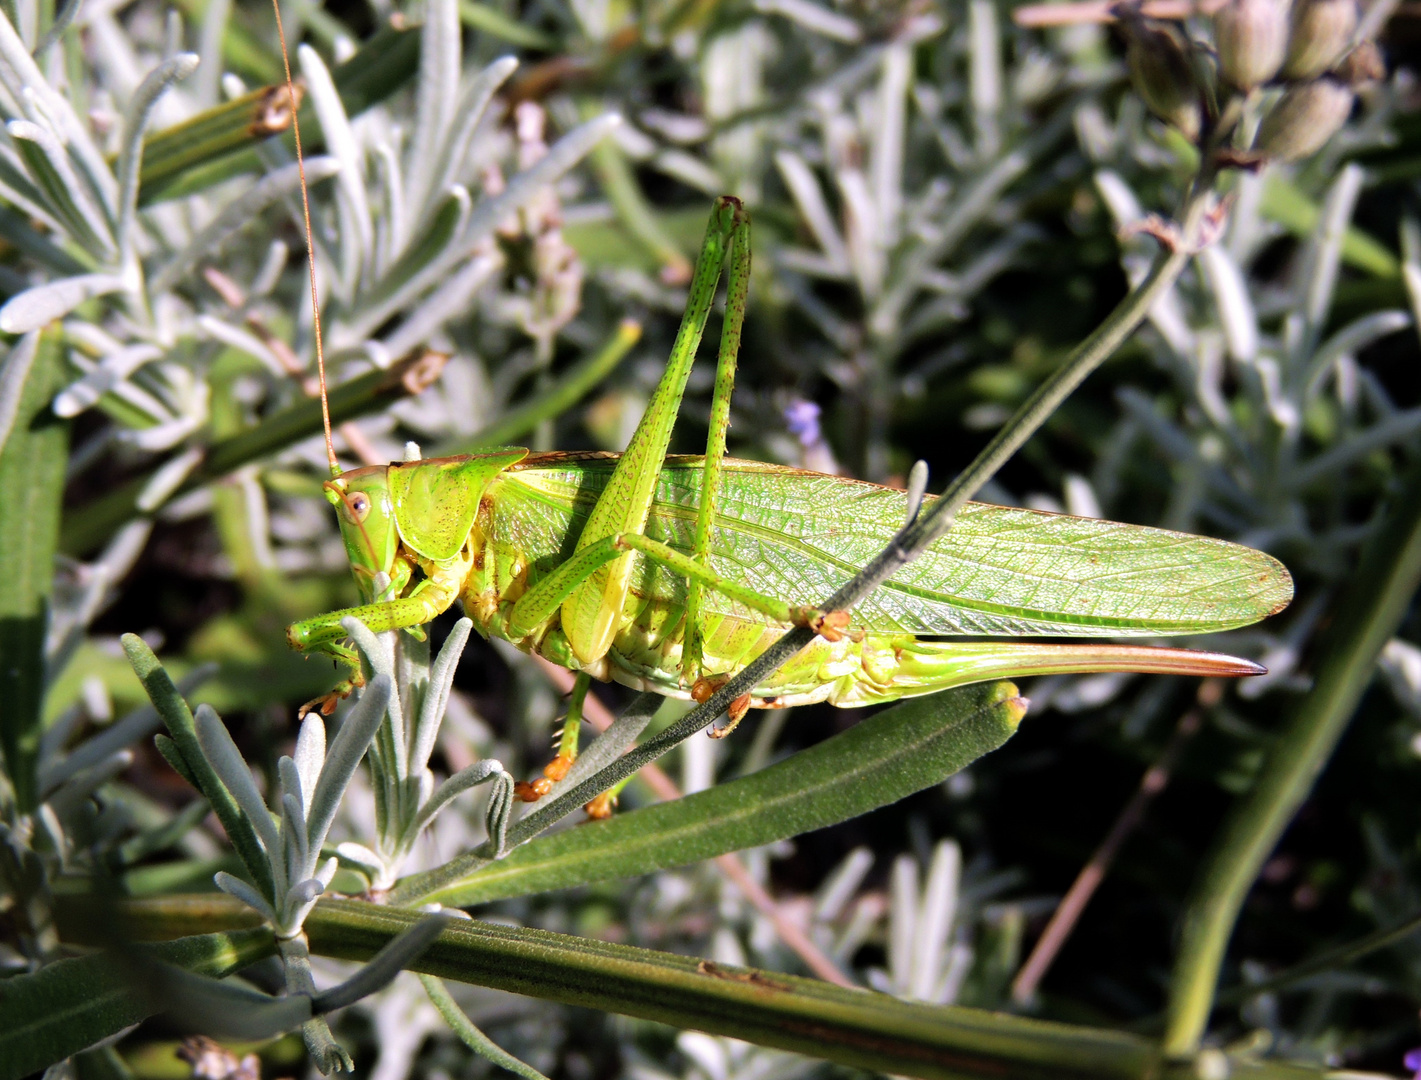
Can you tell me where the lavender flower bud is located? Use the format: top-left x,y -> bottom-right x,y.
1254,76 -> 1353,160
1121,18 -> 1202,141
1283,0 -> 1358,81
1215,0 -> 1292,90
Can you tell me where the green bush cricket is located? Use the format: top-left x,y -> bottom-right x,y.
282,155 -> 1291,811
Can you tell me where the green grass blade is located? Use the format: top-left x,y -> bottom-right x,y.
0,327 -> 67,813
396,681 -> 1025,908
0,928 -> 274,1080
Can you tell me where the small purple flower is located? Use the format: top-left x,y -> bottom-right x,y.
1403,1046 -> 1421,1078
782,398 -> 841,475
783,399 -> 823,448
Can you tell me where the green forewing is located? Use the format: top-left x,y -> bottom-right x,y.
491,455 -> 1293,637
390,450 -> 527,561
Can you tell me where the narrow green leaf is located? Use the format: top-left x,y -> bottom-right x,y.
436,318 -> 643,455
121,635 -> 276,900
135,25 -> 420,206
419,974 -> 550,1080
0,326 -> 67,813
458,2 -> 556,49
0,928 -> 275,1080
1261,174 -> 1398,278
136,85 -> 304,207
408,681 -> 1026,908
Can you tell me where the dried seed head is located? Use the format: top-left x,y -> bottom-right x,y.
1121,17 -> 1203,141
1253,76 -> 1353,160
1282,0 -> 1358,81
1215,0 -> 1292,90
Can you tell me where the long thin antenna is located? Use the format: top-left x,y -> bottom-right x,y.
271,0 -> 339,478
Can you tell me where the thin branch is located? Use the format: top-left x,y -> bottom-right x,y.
1011,683 -> 1216,1004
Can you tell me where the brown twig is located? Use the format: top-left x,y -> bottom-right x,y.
1010,680 -> 1220,1004
533,656 -> 854,987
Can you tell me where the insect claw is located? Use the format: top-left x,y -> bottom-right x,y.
709,694 -> 752,738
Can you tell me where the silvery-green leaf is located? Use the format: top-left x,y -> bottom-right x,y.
356,115 -> 618,340
1300,163 -> 1363,351
32,0 -> 82,57
775,149 -> 850,273
42,662 -> 216,796
193,0 -> 230,106
52,344 -> 162,417
0,8 -> 115,208
1198,245 -> 1259,364
311,913 -> 452,1014
485,771 -> 513,857
1303,309 -> 1411,400
115,53 -> 198,264
299,45 -> 372,280
335,841 -> 385,875
135,447 -> 203,513
407,0 -> 461,213
413,759 -> 505,833
420,56 -> 518,226
379,250 -> 501,358
282,791 -> 310,882
151,156 -> 340,293
156,964 -> 312,1039
194,703 -> 280,856
6,120 -> 115,258
306,675 -> 390,852
214,870 -> 278,924
45,750 -> 132,819
295,713 -> 326,809
0,273 -> 127,334
420,974 -> 550,1080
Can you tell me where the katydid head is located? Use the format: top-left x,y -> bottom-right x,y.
324,467 -> 400,602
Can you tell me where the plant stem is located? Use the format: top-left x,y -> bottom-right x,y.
71,894 -> 1331,1080
1162,454 -> 1421,1056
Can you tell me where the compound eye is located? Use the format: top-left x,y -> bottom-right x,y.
345,492 -> 371,524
